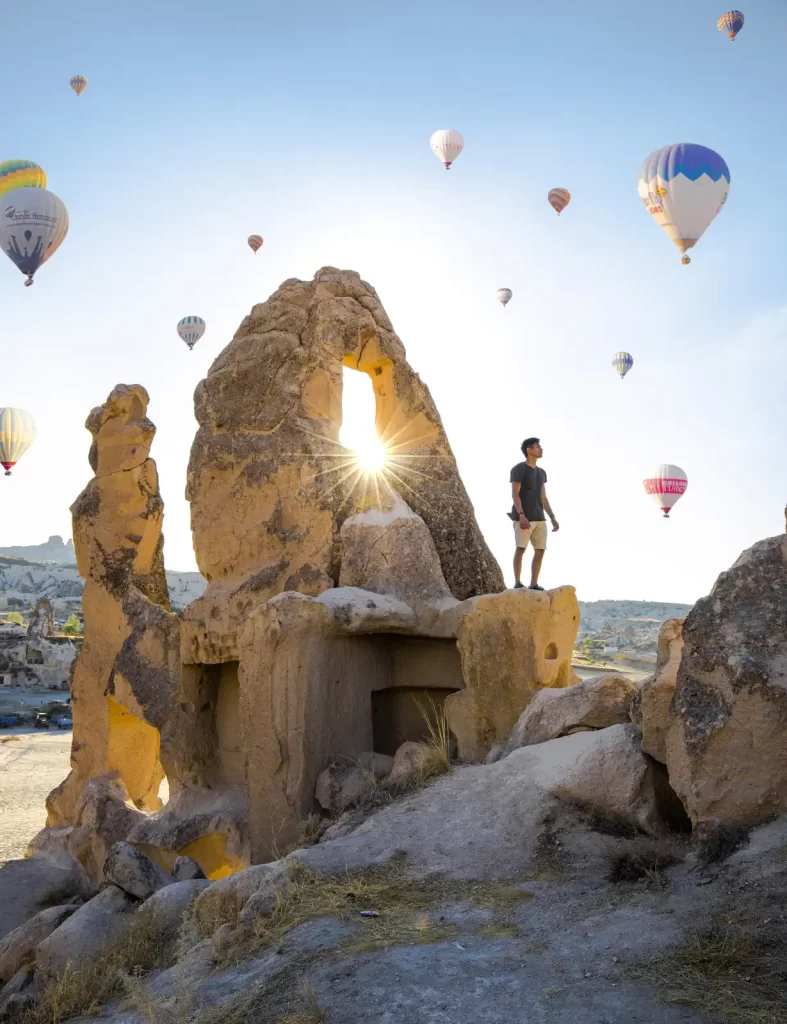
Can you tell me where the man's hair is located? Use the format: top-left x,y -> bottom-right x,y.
521,437 -> 540,455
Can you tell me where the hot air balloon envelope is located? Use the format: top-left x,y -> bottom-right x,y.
548,188 -> 571,215
0,408 -> 36,475
638,143 -> 730,262
717,10 -> 744,39
612,352 -> 633,378
496,288 -> 512,307
0,161 -> 46,200
70,75 -> 87,96
643,464 -> 687,517
177,316 -> 206,350
248,234 -> 263,253
430,129 -> 464,169
0,187 -> 69,286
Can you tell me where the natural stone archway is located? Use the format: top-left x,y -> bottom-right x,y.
182,267 -> 504,665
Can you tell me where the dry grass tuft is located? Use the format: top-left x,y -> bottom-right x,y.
634,923 -> 787,1024
1,735 -> 21,743
221,860 -> 531,964
608,847 -> 680,886
21,899 -> 186,1024
277,982 -> 324,1024
473,921 -> 521,940
530,815 -> 569,881
414,695 -> 453,779
697,822 -> 753,865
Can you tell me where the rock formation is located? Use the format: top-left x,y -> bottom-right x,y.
26,599 -> 54,638
630,618 -> 684,763
34,271 -> 580,879
0,597 -> 77,690
666,536 -> 787,829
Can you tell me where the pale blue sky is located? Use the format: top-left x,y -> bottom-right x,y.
2,0 -> 785,602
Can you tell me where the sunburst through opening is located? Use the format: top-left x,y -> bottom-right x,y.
340,367 -> 388,476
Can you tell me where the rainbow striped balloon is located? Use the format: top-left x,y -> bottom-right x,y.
70,74 -> 88,96
0,160 -> 46,200
717,10 -> 744,40
247,234 -> 263,253
548,188 -> 571,215
0,408 -> 36,476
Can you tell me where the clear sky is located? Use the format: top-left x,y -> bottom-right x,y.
2,0 -> 785,604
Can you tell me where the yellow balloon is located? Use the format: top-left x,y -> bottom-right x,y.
0,160 -> 46,199
0,408 -> 36,475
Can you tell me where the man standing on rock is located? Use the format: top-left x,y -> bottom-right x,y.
509,437 -> 559,590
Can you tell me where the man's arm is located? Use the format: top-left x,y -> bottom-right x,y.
542,486 -> 560,532
512,481 -> 530,528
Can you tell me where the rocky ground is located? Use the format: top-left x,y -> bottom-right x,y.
0,730 -> 71,865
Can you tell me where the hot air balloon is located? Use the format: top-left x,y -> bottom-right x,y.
177,316 -> 206,350
612,352 -> 633,378
248,234 -> 263,253
638,143 -> 730,264
643,465 -> 688,518
70,75 -> 87,96
0,187 -> 69,287
0,408 -> 36,476
0,161 -> 46,200
548,188 -> 571,215
430,130 -> 464,170
496,288 -> 512,307
717,10 -> 744,39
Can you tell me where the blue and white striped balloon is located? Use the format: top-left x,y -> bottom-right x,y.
612,352 -> 633,379
638,143 -> 730,264
177,316 -> 206,350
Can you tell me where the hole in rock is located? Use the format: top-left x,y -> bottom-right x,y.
544,643 -> 558,660
196,662 -> 244,785
340,366 -> 386,474
368,636 -> 463,756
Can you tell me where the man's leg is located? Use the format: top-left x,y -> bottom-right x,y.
530,548 -> 545,586
513,545 -> 525,585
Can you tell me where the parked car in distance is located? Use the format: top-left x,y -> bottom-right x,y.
0,714 -> 20,728
55,716 -> 73,730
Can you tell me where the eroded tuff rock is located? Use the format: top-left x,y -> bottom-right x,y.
182,267 -> 503,663
630,619 -> 684,763
666,536 -> 787,829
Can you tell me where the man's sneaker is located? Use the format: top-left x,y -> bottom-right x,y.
529,584 -> 545,591
513,581 -> 525,589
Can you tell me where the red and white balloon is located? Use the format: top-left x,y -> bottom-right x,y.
643,464 -> 687,518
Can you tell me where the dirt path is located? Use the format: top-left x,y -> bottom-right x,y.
0,730 -> 71,865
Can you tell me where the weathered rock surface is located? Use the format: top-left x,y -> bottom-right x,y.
0,856 -> 93,942
630,619 -> 684,763
134,878 -> 210,938
0,905 -> 79,982
389,741 -> 430,780
104,841 -> 174,900
182,267 -> 503,664
172,855 -> 207,881
315,764 -> 376,817
26,598 -> 55,638
504,675 -> 637,753
35,886 -> 136,976
0,966 -> 36,1021
445,587 -> 580,762
666,536 -> 787,829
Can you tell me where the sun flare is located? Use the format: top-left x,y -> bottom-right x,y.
354,437 -> 388,474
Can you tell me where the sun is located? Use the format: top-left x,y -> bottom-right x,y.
354,437 -> 388,474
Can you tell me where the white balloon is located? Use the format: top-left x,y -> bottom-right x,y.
177,316 -> 206,350
430,129 -> 464,169
0,187 -> 69,286
496,288 -> 512,307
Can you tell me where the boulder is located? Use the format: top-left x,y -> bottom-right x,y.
104,841 -> 174,900
666,536 -> 787,829
389,741 -> 430,780
503,674 -> 637,753
630,619 -> 684,763
36,886 -> 136,976
297,726 -> 675,883
338,497 -> 454,606
134,879 -> 210,938
315,764 -> 375,816
191,862 -> 289,936
0,967 -> 36,1021
0,905 -> 80,982
0,855 -> 94,942
357,751 -> 394,779
172,856 -> 207,881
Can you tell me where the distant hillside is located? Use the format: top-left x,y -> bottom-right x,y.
0,535 -> 75,564
578,600 -> 693,631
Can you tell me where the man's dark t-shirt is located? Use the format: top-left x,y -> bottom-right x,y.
509,463 -> 547,521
